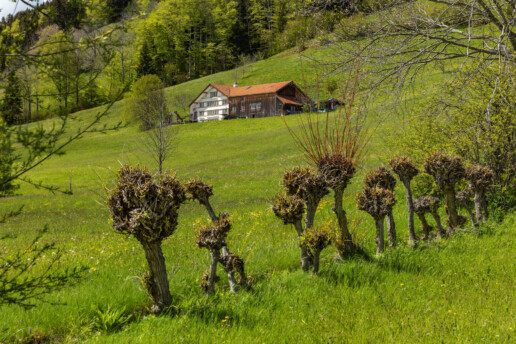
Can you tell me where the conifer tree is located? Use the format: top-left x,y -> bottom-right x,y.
1,71 -> 23,125
136,42 -> 158,78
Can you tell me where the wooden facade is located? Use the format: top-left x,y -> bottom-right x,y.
189,81 -> 310,122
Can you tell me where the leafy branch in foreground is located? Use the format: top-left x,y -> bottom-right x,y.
0,226 -> 86,309
0,87 -> 124,308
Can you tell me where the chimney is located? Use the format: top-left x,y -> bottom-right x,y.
233,81 -> 238,87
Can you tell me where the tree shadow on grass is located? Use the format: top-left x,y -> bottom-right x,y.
319,263 -> 386,289
163,295 -> 258,330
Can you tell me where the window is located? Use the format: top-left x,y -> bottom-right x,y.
250,103 -> 261,111
231,106 -> 236,113
241,104 -> 245,111
232,99 -> 237,103
221,100 -> 228,105
207,110 -> 219,116
209,91 -> 217,98
256,102 -> 262,110
250,104 -> 256,110
204,101 -> 217,107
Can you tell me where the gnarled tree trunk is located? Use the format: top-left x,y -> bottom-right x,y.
416,213 -> 432,240
207,250 -> 221,295
221,246 -> 239,292
402,179 -> 417,246
333,187 -> 355,256
312,248 -> 322,275
430,209 -> 446,238
141,240 -> 172,312
474,190 -> 488,223
374,217 -> 385,255
294,220 -> 312,272
443,186 -> 461,230
463,204 -> 477,227
305,200 -> 318,229
201,199 -> 239,291
386,211 -> 396,247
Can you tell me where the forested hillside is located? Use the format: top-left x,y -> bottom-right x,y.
0,0 -> 358,122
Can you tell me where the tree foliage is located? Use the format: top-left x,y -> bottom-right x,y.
124,75 -> 166,128
1,71 -> 23,125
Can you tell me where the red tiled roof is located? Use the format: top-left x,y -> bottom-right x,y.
211,81 -> 292,97
277,95 -> 303,106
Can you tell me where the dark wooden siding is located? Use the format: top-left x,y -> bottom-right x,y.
229,94 -> 279,118
227,82 -> 310,118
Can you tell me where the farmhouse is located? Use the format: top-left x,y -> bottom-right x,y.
189,81 -> 310,122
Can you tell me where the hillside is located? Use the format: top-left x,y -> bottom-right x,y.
1,44 -> 515,343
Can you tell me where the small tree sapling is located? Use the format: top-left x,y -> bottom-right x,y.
423,152 -> 466,231
356,186 -> 396,255
364,166 -> 397,246
389,156 -> 419,246
107,166 -> 186,312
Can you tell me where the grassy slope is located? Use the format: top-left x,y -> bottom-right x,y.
0,45 -> 514,343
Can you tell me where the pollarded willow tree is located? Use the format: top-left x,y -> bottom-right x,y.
364,166 -> 397,246
423,152 -> 466,231
107,166 -> 186,312
272,193 -> 312,271
282,168 -> 329,230
284,59 -> 370,257
274,168 -> 329,271
195,213 -> 232,295
465,165 -> 494,223
389,156 -> 419,246
186,178 -> 249,293
356,186 -> 396,255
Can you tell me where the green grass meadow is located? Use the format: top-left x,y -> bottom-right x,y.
0,46 -> 515,343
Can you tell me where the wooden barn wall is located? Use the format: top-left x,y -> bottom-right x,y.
230,94 -> 278,118
226,84 -> 309,119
